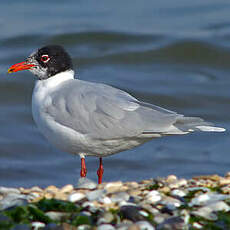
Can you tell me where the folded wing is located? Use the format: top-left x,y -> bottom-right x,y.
47,80 -> 225,140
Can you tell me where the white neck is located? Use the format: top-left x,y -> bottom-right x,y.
37,69 -> 75,89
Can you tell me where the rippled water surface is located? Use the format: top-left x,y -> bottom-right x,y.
0,0 -> 229,187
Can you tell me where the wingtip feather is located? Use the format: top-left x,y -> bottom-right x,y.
196,126 -> 226,132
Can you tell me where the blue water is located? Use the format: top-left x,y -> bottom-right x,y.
0,0 -> 229,187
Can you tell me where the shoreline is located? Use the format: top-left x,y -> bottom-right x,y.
1,173 -> 230,229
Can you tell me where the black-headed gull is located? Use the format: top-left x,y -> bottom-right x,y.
8,45 -> 225,183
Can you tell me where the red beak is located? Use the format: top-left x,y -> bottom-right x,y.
8,61 -> 35,73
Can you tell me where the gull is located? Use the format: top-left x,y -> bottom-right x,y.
8,45 -> 225,183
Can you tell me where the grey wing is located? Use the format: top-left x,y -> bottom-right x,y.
47,80 -> 182,139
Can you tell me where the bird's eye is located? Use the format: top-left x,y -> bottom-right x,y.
41,55 -> 50,63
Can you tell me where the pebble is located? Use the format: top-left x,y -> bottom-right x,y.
45,211 -> 70,221
136,221 -> 155,230
0,186 -> 20,194
127,224 -> 141,230
97,211 -> 114,225
126,182 -> 139,189
219,178 -> 230,186
154,214 -> 169,224
187,186 -> 210,192
86,189 -> 105,201
168,179 -> 187,189
2,173 -> 230,229
60,184 -> 74,193
31,221 -> 46,230
99,196 -> 112,204
105,181 -> 123,193
129,190 -> 141,196
225,172 -> 230,178
77,225 -> 92,230
117,223 -> 131,230
110,192 -> 130,203
45,185 -> 59,193
192,222 -> 203,229
0,193 -> 28,210
82,201 -> 98,212
156,216 -> 185,230
68,192 -> 86,202
77,177 -> 97,189
192,201 -> 230,220
120,205 -> 144,222
146,190 -> 162,203
97,224 -> 115,230
54,192 -> 68,200
139,210 -> 149,217
170,189 -> 186,197
44,193 -> 54,199
166,175 -> 177,183
189,193 -> 230,207
161,196 -> 182,209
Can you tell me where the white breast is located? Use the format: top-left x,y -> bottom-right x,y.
32,70 -> 87,154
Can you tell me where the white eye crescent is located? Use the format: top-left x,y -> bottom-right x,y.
41,54 -> 50,63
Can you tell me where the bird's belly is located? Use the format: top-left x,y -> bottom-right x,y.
32,108 -> 87,154
83,137 -> 147,157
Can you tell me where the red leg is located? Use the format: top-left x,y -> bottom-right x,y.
97,157 -> 104,184
80,158 -> 87,177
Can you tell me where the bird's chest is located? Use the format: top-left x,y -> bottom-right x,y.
32,81 -> 53,132
31,81 -> 89,154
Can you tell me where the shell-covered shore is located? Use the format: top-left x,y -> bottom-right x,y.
1,174 -> 230,229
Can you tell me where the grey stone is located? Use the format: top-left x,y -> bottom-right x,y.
77,177 -> 97,189
116,223 -> 130,230
0,187 -> 20,195
156,216 -> 185,230
189,193 -> 230,207
154,214 -> 169,224
120,205 -> 144,222
86,189 -> 105,201
192,201 -> 230,221
45,211 -> 70,221
160,196 -> 182,209
97,224 -> 115,230
191,208 -> 217,221
170,189 -> 186,197
0,193 -> 28,210
136,221 -> 155,230
187,187 -> 210,193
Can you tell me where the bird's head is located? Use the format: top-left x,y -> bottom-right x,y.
8,45 -> 73,80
